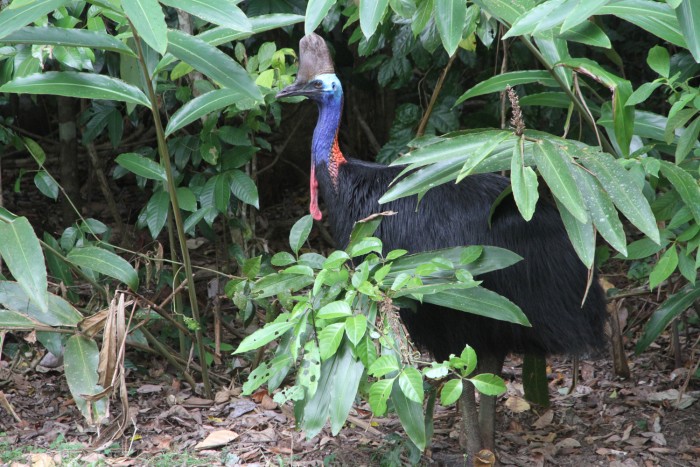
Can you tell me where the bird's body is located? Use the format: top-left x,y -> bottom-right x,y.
315,158 -> 606,362
277,33 -> 607,456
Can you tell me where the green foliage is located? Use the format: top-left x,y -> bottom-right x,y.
0,0 -> 303,423
232,216 -> 516,450
0,0 -> 699,449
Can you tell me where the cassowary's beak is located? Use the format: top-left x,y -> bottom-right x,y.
276,81 -> 311,99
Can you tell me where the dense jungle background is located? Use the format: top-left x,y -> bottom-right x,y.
0,0 -> 698,465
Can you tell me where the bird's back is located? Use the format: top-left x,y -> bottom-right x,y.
317,157 -> 607,361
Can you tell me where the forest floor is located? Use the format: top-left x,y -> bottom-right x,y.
0,316 -> 698,467
0,184 -> 699,466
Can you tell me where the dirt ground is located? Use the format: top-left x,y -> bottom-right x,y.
0,168 -> 698,466
0,317 -> 698,467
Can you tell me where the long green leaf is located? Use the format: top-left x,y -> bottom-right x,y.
0,217 -> 48,313
305,0 -> 337,35
559,20 -> 611,48
503,0 -> 567,38
64,335 -> 107,423
166,29 -> 262,101
234,320 -> 295,353
122,0 -> 168,54
533,139 -> 588,223
0,0 -> 69,41
636,283 -> 700,353
297,340 -> 362,437
572,166 -> 627,256
160,0 -> 251,32
389,246 -> 522,277
561,0 -> 611,32
675,115 -> 700,164
252,273 -> 314,298
165,88 -> 245,136
440,378 -> 463,405
677,0 -> 700,62
470,373 -> 507,396
659,161 -> 700,225
156,14 -> 304,72
456,71 -> 558,105
146,190 -> 169,238
555,199 -> 595,268
2,27 -> 135,55
0,281 -> 81,326
510,142 -> 539,221
434,0 -> 467,56
359,0 -> 389,38
328,342 -> 364,435
390,130 -> 515,169
423,287 -> 530,326
471,0 -> 536,25
599,0 -> 687,48
391,378 -> 426,451
0,309 -> 40,329
0,72 -> 150,106
380,159 -> 465,203
398,367 -> 424,404
115,153 -> 166,181
67,246 -> 139,290
229,169 -> 260,209
578,151 -> 660,243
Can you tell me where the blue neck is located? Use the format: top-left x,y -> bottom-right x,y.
311,79 -> 343,167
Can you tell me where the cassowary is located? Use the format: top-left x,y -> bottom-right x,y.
276,33 -> 607,456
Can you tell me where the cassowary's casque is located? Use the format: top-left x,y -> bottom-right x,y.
277,33 -> 607,454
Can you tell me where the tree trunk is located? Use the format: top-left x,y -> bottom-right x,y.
57,96 -> 80,223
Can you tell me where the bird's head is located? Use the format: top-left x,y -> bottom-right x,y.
276,73 -> 342,103
276,33 -> 342,104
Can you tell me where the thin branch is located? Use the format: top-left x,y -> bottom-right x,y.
416,53 -> 457,138
130,25 -> 212,397
518,36 -> 616,155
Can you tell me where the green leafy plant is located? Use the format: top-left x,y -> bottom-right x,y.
232,214 -> 521,449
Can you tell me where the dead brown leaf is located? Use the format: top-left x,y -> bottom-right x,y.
533,410 -> 554,429
504,396 -> 530,413
194,429 -> 239,450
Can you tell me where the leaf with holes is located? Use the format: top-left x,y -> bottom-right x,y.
234,319 -> 295,354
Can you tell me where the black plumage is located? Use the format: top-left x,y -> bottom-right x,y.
315,160 -> 606,362
277,33 -> 607,455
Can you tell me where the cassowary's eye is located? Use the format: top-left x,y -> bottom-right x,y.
313,81 -> 323,89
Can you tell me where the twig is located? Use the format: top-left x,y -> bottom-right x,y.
81,110 -> 127,240
259,107 -> 310,175
416,54 -> 457,137
131,22 -> 212,397
139,325 -> 198,389
351,96 -> 382,153
499,25 -> 509,129
518,36 -> 616,155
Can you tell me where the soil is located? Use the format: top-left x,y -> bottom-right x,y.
1,314 -> 698,466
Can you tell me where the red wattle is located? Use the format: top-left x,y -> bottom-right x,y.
310,165 -> 322,220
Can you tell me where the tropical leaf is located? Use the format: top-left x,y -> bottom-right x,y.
122,0 -> 168,54
0,72 -> 150,106
67,247 -> 139,290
